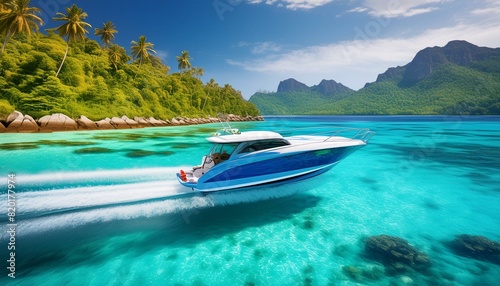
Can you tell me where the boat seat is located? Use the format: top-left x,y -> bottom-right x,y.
202,155 -> 214,169
212,153 -> 222,165
221,151 -> 230,161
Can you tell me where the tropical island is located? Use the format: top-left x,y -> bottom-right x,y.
0,1 -> 260,132
2,2 -> 499,133
249,41 -> 500,115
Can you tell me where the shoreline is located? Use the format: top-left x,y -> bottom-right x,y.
0,111 -> 264,133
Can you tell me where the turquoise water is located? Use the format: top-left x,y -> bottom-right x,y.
1,116 -> 499,285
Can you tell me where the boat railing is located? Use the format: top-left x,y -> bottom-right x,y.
211,116 -> 241,136
355,129 -> 376,142
325,128 -> 376,143
305,127 -> 375,143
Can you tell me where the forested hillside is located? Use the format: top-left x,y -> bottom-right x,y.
0,34 -> 259,120
250,41 -> 500,115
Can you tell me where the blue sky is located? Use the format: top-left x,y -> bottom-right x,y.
39,0 -> 500,98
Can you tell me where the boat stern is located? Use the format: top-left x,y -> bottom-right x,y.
176,170 -> 198,189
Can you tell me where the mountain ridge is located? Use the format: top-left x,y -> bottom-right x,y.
249,40 -> 500,115
277,78 -> 353,96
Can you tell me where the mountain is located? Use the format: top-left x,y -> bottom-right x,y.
399,40 -> 499,86
249,40 -> 500,115
277,78 -> 353,96
277,78 -> 309,93
250,78 -> 355,115
311,79 -> 353,96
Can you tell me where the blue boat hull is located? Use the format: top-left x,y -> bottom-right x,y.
178,145 -> 361,192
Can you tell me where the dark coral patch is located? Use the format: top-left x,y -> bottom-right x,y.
156,151 -> 175,156
364,235 -> 431,275
38,140 -> 95,147
253,248 -> 267,260
0,142 -> 39,150
125,150 -> 174,158
172,144 -> 195,149
74,147 -> 114,154
301,213 -> 315,230
126,150 -> 156,158
449,234 -> 500,264
342,265 -> 384,283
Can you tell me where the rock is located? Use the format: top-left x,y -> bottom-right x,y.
95,118 -> 115,130
208,117 -> 218,123
6,114 -> 39,132
401,276 -> 414,284
110,116 -> 130,129
76,115 -> 97,130
146,117 -> 164,126
0,111 -> 263,132
133,117 -> 152,127
5,110 -> 23,126
121,116 -> 140,128
450,235 -> 500,263
174,117 -> 188,125
342,265 -> 384,283
37,113 -> 78,131
365,235 -> 430,274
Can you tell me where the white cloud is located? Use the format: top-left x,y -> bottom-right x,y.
253,42 -> 283,54
237,41 -> 283,54
350,0 -> 449,18
472,0 -> 500,15
155,50 -> 169,62
227,19 -> 500,90
248,0 -> 334,10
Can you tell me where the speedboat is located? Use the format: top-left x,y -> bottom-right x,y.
177,127 -> 374,192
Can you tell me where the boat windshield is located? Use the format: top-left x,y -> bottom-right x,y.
238,139 -> 290,153
210,143 -> 239,164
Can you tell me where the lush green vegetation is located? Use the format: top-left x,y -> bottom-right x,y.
0,1 -> 259,119
250,63 -> 500,115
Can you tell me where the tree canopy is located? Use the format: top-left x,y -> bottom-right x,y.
131,35 -> 155,70
52,4 -> 91,77
0,0 -> 43,54
176,50 -> 192,72
94,21 -> 117,48
0,2 -> 259,120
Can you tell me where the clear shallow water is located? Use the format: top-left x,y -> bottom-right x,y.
0,116 -> 499,285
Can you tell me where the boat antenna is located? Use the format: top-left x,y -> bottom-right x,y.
211,113 -> 240,136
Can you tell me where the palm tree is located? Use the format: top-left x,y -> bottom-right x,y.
0,0 -> 43,54
130,35 -> 155,70
108,44 -> 128,71
94,21 -> 117,48
176,50 -> 192,72
52,4 -> 91,77
203,78 -> 218,111
191,67 -> 204,78
0,1 -> 13,18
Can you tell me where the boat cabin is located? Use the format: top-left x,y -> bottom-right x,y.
191,131 -> 290,177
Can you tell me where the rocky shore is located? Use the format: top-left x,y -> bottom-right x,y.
0,111 -> 264,133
